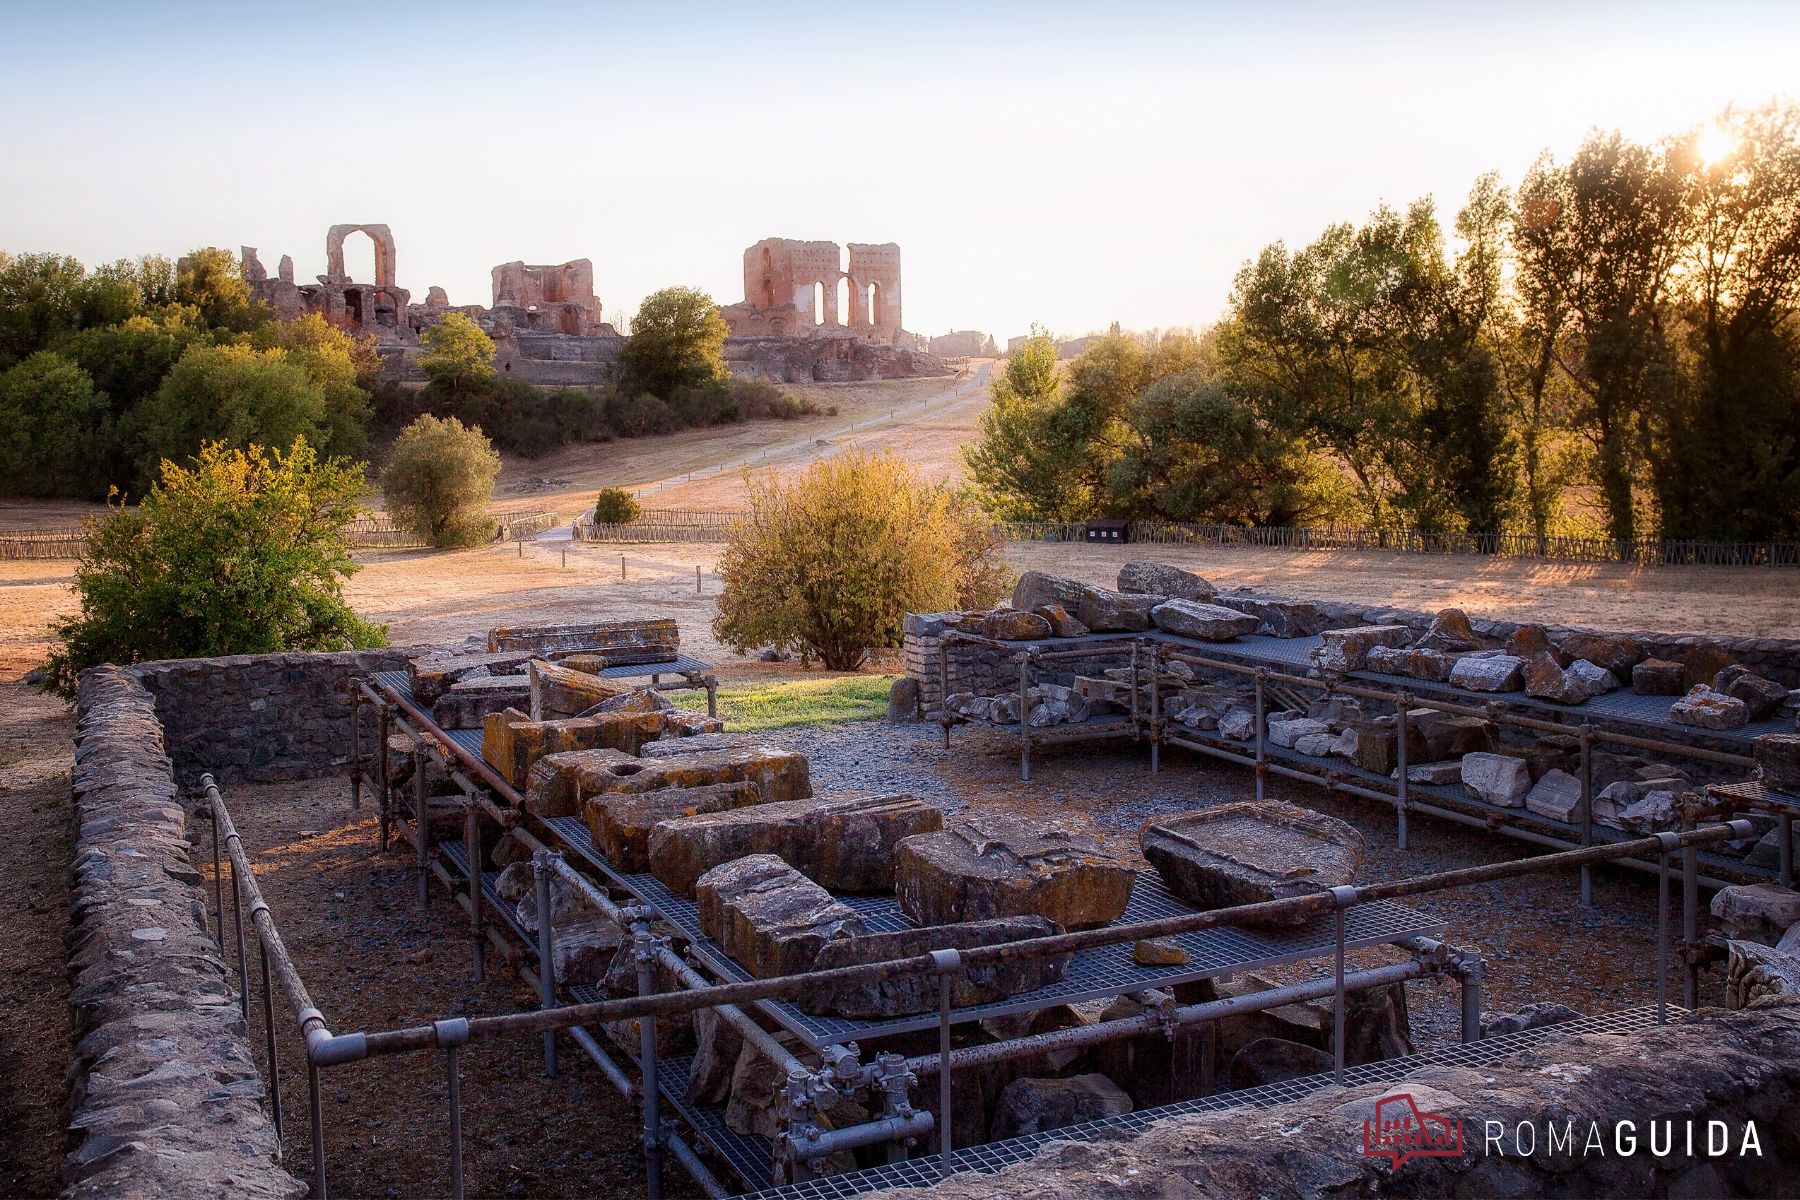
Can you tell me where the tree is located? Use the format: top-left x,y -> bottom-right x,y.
176,246 -> 267,332
0,351 -> 110,497
0,252 -> 98,366
961,324 -> 1090,520
419,312 -> 497,399
593,487 -> 641,524
713,449 -> 1010,670
381,415 -> 503,548
620,286 -> 730,400
256,312 -> 376,457
43,440 -> 385,697
128,342 -> 332,484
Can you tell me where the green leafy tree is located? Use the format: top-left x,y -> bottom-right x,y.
176,246 -> 267,332
381,414 -> 503,548
961,324 -> 1090,519
713,450 -> 1010,670
593,487 -> 641,524
43,440 -> 385,696
418,312 -> 497,399
0,351 -> 111,497
621,286 -> 730,400
256,312 -> 376,457
0,252 -> 98,366
128,342 -> 332,484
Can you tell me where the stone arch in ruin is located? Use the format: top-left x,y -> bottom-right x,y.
324,224 -> 397,286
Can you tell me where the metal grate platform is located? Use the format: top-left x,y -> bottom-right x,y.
538,816 -> 1443,1049
746,1005 -> 1681,1200
1709,779 -> 1800,813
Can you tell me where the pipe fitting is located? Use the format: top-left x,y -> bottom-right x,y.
434,1017 -> 471,1047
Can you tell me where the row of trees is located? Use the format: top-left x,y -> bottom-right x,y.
967,102 -> 1800,545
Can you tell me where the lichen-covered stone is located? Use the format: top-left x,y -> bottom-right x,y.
528,744 -> 810,822
585,780 -> 766,872
1632,657 -> 1685,695
1504,623 -> 1562,664
1034,603 -> 1090,638
799,916 -> 1069,1018
1461,752 -> 1532,806
1140,801 -> 1363,924
482,707 -> 667,788
984,609 -> 1053,641
409,650 -> 534,704
432,674 -> 531,729
1683,642 -> 1736,689
695,855 -> 866,978
522,748 -> 642,817
1712,882 -> 1800,945
1415,608 -> 1482,652
1149,599 -> 1261,641
1311,625 -> 1412,673
1524,768 -> 1582,822
897,814 -> 1135,930
1449,653 -> 1524,692
1557,633 -> 1644,682
1757,733 -> 1800,792
1671,684 -> 1750,730
1118,561 -> 1216,601
1011,570 -> 1088,613
1365,645 -> 1457,682
1216,595 -> 1328,638
1523,654 -> 1615,705
486,616 -> 679,659
649,792 -> 943,895
1076,587 -> 1159,632
529,658 -> 633,720
1716,665 -> 1789,721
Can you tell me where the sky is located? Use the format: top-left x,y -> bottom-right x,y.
3,1 -> 1798,342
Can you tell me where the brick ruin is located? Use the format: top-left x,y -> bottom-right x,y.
720,237 -> 904,343
240,223 -> 946,385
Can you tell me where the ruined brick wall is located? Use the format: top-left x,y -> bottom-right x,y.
65,668 -> 302,1199
134,649 -> 411,784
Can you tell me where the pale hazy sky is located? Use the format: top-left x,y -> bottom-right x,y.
3,1 -> 1796,341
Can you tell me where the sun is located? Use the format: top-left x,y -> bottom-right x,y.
1696,124 -> 1736,166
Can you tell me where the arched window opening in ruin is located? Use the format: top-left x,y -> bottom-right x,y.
811,284 -> 823,326
559,308 -> 581,335
835,278 -> 850,327
866,283 -> 879,328
344,287 -> 365,326
338,231 -> 376,285
839,245 -> 850,274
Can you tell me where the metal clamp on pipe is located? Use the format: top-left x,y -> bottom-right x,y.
1329,884 -> 1359,908
929,947 -> 963,975
434,1017 -> 471,1047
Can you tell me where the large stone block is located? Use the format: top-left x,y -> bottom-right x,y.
989,1074 -> 1132,1141
1117,561 -> 1216,601
521,748 -> 639,816
409,650 -> 534,704
1076,587 -> 1158,632
1757,734 -> 1800,792
1683,642 -> 1736,690
1217,595 -> 1329,638
1012,570 -> 1088,613
1412,710 -> 1497,761
897,814 -> 1135,930
1140,801 -> 1363,925
1557,633 -> 1644,683
585,781 -> 766,872
1633,657 -> 1685,696
1523,654 -> 1616,705
1716,666 -> 1789,722
1149,599 -> 1260,641
1524,768 -> 1582,822
1349,718 -> 1429,777
1449,653 -> 1524,693
695,855 -> 866,978
1711,882 -> 1800,945
486,616 -> 679,660
1365,645 -> 1457,683
1415,608 -> 1483,653
528,744 -> 811,820
1671,685 -> 1749,731
984,609 -> 1052,641
1311,625 -> 1412,674
432,675 -> 531,730
649,792 -> 943,895
799,917 -> 1068,1018
1460,752 -> 1531,806
482,707 -> 667,789
529,659 -> 633,720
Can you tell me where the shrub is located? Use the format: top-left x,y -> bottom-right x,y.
418,312 -> 496,398
620,285 -> 729,400
43,440 -> 386,697
731,377 -> 823,421
593,487 -> 641,524
381,414 -> 503,548
712,449 -> 1012,670
610,392 -> 676,437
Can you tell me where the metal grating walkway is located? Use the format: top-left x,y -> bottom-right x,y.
538,816 -> 1443,1049
746,1005 -> 1680,1200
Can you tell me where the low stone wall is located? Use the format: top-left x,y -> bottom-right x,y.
136,648 -> 411,784
64,667 -> 302,1199
889,1000 -> 1800,1199
902,613 -> 1134,716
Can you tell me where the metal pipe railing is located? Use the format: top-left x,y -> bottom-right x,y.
317,821 -> 1749,1064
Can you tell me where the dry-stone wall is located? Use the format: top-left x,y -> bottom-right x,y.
136,648 -> 411,784
878,1000 -> 1800,1200
65,667 -> 303,1199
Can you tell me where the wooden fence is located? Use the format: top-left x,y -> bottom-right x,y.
0,510 -> 560,560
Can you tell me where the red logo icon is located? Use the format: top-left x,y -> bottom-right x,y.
1362,1093 -> 1464,1167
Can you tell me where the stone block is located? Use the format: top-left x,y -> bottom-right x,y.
1413,710 -> 1497,761
1012,570 -> 1088,612
486,616 -> 679,660
1416,608 -> 1483,653
1351,719 -> 1430,777
1033,603 -> 1089,638
1461,752 -> 1531,807
1711,882 -> 1800,945
1756,734 -> 1800,792
1620,790 -> 1684,834
897,814 -> 1135,930
1268,716 -> 1330,748
1311,625 -> 1412,673
1293,732 -> 1337,757
523,748 -> 641,817
695,855 -> 866,978
1683,643 -> 1736,690
1505,624 -> 1564,665
1633,658 -> 1686,696
984,609 -> 1052,641
1365,645 -> 1457,682
990,1074 -> 1132,1141
1716,666 -> 1789,722
1449,654 -> 1524,693
1399,761 -> 1465,786
1149,599 -> 1260,641
1557,634 -> 1645,683
1217,595 -> 1328,638
408,650 -> 533,704
1226,1037 -> 1334,1090
1076,587 -> 1158,632
799,916 -> 1068,1018
1671,685 -> 1749,731
888,677 -> 921,721
529,659 -> 632,720
1117,561 -> 1216,601
482,707 -> 667,789
648,792 -> 943,895
432,675 -> 531,729
585,780 -> 766,872
1524,768 -> 1582,822
1524,654 -> 1616,705
1140,801 -> 1363,924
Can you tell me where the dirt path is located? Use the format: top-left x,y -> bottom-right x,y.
0,679 -> 74,1198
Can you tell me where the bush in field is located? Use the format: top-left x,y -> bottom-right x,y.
593,487 -> 641,524
43,439 -> 385,696
731,377 -> 822,420
713,449 -> 1011,670
381,415 -> 502,548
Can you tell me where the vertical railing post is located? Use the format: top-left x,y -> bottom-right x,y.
1656,836 -> 1674,1024
436,1019 -> 470,1200
1148,642 -> 1161,775
1394,691 -> 1410,851
1578,726 -> 1595,907
349,690 -> 362,813
377,701 -> 392,851
1329,886 -> 1355,1083
1018,653 -> 1031,783
211,797 -> 224,941
260,940 -> 284,1143
309,1061 -> 327,1200
1459,955 -> 1483,1044
1253,670 -> 1267,804
230,848 -> 249,1018
1682,814 -> 1700,1008
415,748 -> 430,907
534,855 -> 559,1077
465,797 -> 485,983
634,922 -> 664,1200
930,948 -> 961,1178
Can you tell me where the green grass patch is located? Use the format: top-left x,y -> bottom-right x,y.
680,674 -> 894,732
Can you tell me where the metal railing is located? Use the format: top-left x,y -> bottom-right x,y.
1,509 -> 559,559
